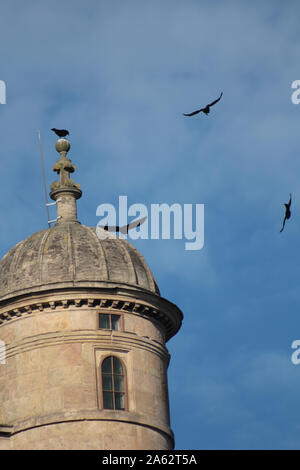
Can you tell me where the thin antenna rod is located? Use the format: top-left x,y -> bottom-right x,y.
38,131 -> 51,228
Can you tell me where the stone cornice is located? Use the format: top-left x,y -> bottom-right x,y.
0,424 -> 13,437
0,287 -> 183,341
0,409 -> 174,447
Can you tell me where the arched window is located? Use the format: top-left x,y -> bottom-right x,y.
101,356 -> 126,410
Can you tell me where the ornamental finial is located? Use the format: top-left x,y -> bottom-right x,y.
49,136 -> 82,223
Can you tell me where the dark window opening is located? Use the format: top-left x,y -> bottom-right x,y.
101,356 -> 126,410
99,314 -> 121,331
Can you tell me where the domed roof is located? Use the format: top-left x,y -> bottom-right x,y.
0,222 -> 159,302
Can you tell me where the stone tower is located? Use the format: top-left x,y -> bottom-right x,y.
0,138 -> 183,450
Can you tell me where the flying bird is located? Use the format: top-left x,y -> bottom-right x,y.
280,193 -> 292,233
100,216 -> 147,234
183,92 -> 223,117
51,128 -> 69,138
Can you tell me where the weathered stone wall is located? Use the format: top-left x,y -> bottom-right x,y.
0,294 -> 174,450
9,420 -> 172,450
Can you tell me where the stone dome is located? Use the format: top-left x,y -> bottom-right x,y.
0,222 -> 160,302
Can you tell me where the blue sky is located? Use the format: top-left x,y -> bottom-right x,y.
1,0 -> 300,449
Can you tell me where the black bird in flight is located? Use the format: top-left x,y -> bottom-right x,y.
280,193 -> 292,233
183,92 -> 223,117
100,216 -> 147,234
51,128 -> 69,138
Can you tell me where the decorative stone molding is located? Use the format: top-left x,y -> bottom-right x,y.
3,329 -> 170,361
0,409 -> 174,446
0,424 -> 13,437
0,289 -> 182,340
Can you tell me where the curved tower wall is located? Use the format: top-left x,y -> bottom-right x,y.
0,288 -> 181,449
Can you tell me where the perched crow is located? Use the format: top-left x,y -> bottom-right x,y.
183,92 -> 223,116
280,193 -> 292,233
101,216 -> 147,234
51,128 -> 69,138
